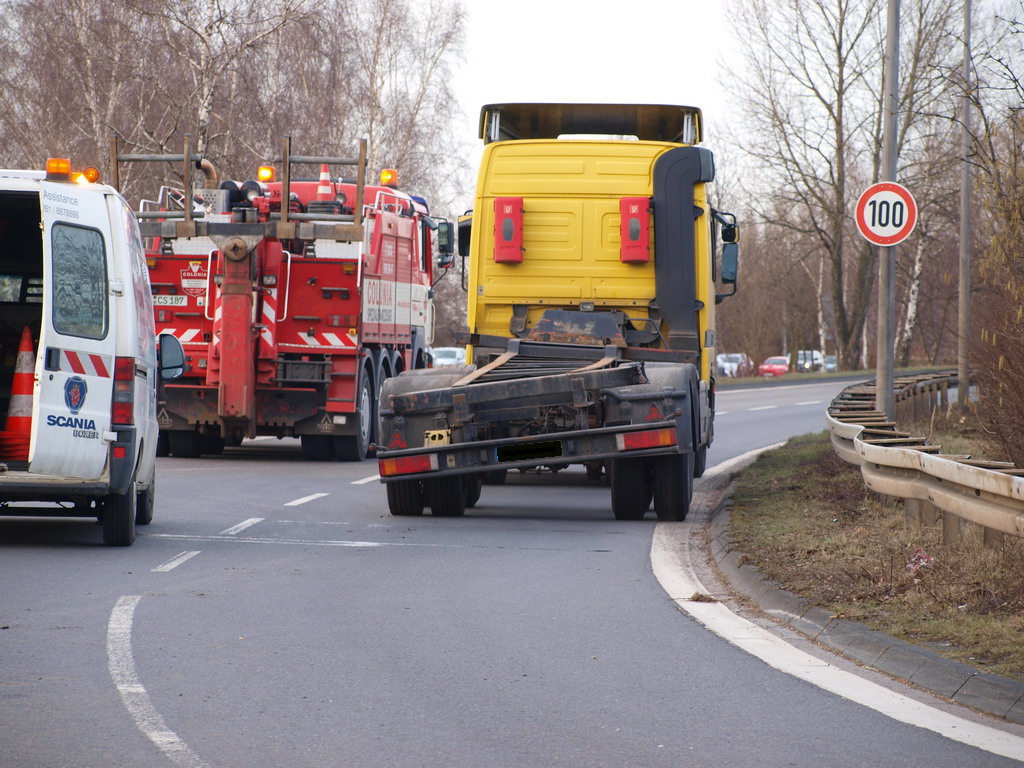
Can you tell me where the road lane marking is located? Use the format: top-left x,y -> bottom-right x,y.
220,517 -> 264,535
796,400 -> 822,406
651,453 -> 1024,762
107,596 -> 210,768
145,532 -> 567,552
152,551 -> 201,572
748,405 -> 777,411
352,474 -> 381,485
284,493 -> 328,507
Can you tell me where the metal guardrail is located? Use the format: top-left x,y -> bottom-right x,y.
827,371 -> 1024,545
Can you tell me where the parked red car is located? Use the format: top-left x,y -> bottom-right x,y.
758,356 -> 790,377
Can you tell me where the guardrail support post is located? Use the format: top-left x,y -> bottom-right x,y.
942,510 -> 962,544
983,527 -> 1003,549
905,498 -> 922,524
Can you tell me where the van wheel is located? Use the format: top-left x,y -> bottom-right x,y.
136,479 -> 155,526
386,479 -> 425,516
335,363 -> 373,461
102,483 -> 137,546
652,452 -> 694,522
168,430 -> 202,458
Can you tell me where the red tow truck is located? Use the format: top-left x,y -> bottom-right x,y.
113,137 -> 455,460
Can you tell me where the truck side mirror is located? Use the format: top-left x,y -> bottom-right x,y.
715,242 -> 738,304
457,214 -> 472,258
721,222 -> 738,244
721,242 -> 738,283
436,219 -> 455,256
158,333 -> 186,380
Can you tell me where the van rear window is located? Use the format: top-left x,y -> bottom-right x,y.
51,223 -> 108,339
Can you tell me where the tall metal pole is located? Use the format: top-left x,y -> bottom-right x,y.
958,0 -> 973,413
877,0 -> 900,417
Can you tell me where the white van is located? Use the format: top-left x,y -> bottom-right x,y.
0,160 -> 184,545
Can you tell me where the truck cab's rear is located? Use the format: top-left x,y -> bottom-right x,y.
377,104 -> 739,522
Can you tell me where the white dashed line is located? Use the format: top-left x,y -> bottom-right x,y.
151,551 -> 201,572
796,400 -> 823,406
107,596 -> 210,768
748,405 -> 777,411
284,493 -> 329,507
352,474 -> 381,485
220,517 -> 264,535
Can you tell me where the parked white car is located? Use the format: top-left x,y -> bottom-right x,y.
431,346 -> 466,366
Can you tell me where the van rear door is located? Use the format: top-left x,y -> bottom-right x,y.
31,182 -> 116,479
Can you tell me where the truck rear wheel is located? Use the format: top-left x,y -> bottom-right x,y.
464,475 -> 483,508
168,430 -> 202,458
335,363 -> 373,461
102,481 -> 137,546
609,458 -> 651,520
301,435 -> 335,461
653,452 -> 694,522
425,476 -> 466,517
386,479 -> 425,516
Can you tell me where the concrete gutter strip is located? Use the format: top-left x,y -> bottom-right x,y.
710,502 -> 1024,724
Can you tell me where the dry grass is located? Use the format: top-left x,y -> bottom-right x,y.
728,429 -> 1024,680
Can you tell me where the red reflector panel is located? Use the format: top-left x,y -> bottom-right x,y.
379,453 -> 438,477
493,197 -> 524,263
619,197 -> 651,263
112,402 -> 134,426
616,427 -> 677,451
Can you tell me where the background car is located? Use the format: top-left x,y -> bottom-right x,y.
716,352 -> 755,378
795,349 -> 825,372
431,346 -> 466,366
824,355 -> 837,373
758,355 -> 790,377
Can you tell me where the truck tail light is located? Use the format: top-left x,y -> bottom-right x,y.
619,197 -> 651,263
493,197 -> 524,263
111,357 -> 136,426
379,453 -> 438,477
616,427 -> 677,451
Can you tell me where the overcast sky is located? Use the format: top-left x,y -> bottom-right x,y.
452,0 -> 735,154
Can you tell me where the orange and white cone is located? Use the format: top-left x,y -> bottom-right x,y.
315,164 -> 333,201
5,326 -> 34,441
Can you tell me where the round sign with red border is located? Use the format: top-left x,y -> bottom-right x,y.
855,182 -> 917,246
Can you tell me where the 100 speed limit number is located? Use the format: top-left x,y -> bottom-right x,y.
855,182 -> 917,246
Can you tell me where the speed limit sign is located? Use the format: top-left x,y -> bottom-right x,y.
855,182 -> 917,246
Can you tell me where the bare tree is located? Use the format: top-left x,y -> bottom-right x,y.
723,0 -> 963,370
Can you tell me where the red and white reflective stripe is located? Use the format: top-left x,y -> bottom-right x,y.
162,328 -> 204,344
60,349 -> 112,378
259,288 -> 278,356
292,331 -> 357,348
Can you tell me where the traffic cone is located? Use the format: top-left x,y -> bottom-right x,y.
315,164 -> 333,201
0,326 -> 34,460
6,326 -> 34,433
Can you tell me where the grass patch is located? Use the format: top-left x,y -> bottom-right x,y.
728,430 -> 1024,680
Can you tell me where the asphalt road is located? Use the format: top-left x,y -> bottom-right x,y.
4,377 -> 1024,767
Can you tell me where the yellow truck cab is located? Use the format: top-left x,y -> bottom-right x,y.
0,160 -> 184,545
377,104 -> 738,522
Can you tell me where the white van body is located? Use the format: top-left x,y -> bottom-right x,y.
0,168 -> 183,545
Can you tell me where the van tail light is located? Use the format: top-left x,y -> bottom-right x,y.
111,357 -> 135,426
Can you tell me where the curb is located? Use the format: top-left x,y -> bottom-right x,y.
708,501 -> 1024,725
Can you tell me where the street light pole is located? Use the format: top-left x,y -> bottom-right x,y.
877,0 -> 900,418
958,0 -> 973,413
